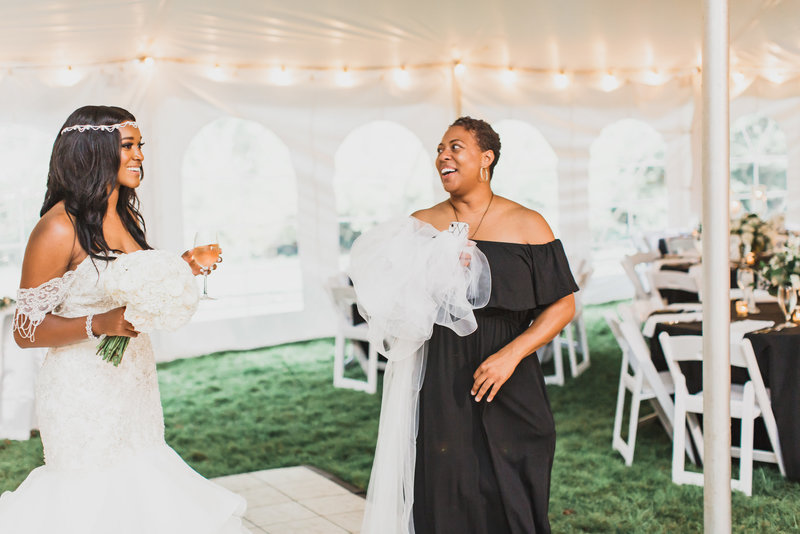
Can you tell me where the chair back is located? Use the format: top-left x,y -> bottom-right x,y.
604,309 -> 632,363
622,251 -> 661,300
325,275 -> 359,327
657,332 -> 702,398
648,269 -> 701,306
664,235 -> 700,257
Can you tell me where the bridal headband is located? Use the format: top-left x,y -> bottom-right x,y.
61,121 -> 138,135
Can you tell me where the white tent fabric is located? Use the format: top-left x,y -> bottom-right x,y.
1,0 -> 799,359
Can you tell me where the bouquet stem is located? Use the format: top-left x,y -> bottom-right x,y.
96,336 -> 131,367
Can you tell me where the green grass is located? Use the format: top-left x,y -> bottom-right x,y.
1,305 -> 798,532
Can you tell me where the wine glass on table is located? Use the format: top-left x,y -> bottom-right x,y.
193,230 -> 221,300
736,266 -> 759,314
776,285 -> 798,330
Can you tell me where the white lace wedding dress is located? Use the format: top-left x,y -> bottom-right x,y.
0,256 -> 250,533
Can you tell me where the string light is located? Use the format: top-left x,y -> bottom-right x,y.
207,63 -> 231,82
50,65 -> 83,87
643,68 -> 665,86
553,70 -> 570,89
601,71 -> 620,92
763,69 -> 787,85
270,65 -> 292,86
392,66 -> 410,88
9,55 -> 799,91
501,67 -> 517,86
336,67 -> 354,87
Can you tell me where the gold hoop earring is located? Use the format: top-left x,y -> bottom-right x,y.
480,167 -> 489,182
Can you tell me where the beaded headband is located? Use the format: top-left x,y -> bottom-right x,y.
60,121 -> 139,135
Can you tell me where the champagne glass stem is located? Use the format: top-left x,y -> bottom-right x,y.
203,273 -> 209,298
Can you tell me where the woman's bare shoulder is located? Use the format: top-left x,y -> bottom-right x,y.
411,201 -> 453,229
500,200 -> 556,245
20,203 -> 79,287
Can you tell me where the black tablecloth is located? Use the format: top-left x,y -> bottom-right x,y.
658,261 -> 738,305
648,301 -> 800,481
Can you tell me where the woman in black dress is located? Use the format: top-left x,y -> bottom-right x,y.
411,117 -> 578,534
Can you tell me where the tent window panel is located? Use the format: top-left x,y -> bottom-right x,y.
730,114 -> 787,218
182,117 -> 301,312
589,119 -> 667,247
334,120 -> 438,254
491,119 -> 559,233
0,125 -> 50,295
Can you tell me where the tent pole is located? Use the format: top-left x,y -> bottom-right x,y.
702,0 -> 731,532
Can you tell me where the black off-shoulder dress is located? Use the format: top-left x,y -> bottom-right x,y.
413,239 -> 578,534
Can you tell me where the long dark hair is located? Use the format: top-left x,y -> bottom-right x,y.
41,105 -> 151,260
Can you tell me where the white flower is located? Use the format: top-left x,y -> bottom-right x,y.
791,274 -> 800,290
741,232 -> 754,246
103,250 -> 199,333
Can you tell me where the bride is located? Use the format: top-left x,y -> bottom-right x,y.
0,106 -> 250,533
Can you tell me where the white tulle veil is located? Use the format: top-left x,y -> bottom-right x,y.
349,216 -> 491,534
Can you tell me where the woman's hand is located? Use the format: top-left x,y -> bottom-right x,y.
472,350 -> 522,402
93,306 -> 139,338
181,249 -> 222,276
459,240 -> 476,267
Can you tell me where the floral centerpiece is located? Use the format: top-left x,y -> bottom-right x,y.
758,236 -> 800,296
730,212 -> 783,260
98,250 -> 200,366
0,296 -> 14,310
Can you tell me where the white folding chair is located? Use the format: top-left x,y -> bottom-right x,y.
621,251 -> 661,301
658,332 -> 783,495
738,338 -> 786,477
647,267 -> 701,308
325,276 -> 382,394
542,258 -> 592,385
609,306 -> 696,466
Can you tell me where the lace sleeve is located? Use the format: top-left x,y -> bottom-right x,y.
12,270 -> 77,342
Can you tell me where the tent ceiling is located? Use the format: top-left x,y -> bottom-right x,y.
1,0 -> 798,73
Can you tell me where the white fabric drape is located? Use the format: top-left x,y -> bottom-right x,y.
349,217 -> 491,534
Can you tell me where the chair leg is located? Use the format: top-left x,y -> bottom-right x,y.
736,385 -> 756,496
544,335 -> 565,386
565,325 -> 578,376
672,396 -> 689,485
686,413 -> 705,465
612,359 -> 631,463
760,410 -> 787,477
624,386 -> 643,466
569,315 -> 591,378
333,334 -> 346,388
366,345 -> 378,394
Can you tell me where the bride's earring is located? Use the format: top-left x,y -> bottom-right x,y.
479,167 -> 489,182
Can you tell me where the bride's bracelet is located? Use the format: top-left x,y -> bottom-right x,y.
85,314 -> 100,341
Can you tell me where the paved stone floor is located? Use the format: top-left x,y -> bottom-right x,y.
212,466 -> 365,534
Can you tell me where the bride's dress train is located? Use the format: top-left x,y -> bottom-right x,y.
0,256 -> 249,533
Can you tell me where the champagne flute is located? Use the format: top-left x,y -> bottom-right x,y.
776,285 -> 798,329
193,231 -> 221,300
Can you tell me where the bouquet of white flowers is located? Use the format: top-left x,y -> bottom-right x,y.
730,212 -> 783,257
98,250 -> 200,366
759,235 -> 800,296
